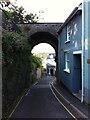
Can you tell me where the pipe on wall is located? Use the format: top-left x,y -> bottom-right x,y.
81,0 -> 85,103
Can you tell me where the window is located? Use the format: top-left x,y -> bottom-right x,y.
64,51 -> 70,73
65,25 -> 71,43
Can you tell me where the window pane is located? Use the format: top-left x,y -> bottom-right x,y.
67,52 -> 69,60
67,61 -> 69,69
67,26 -> 71,41
64,51 -> 70,71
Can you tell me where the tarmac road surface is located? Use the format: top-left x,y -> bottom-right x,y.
10,75 -> 74,119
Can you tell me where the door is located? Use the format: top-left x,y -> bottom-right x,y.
74,54 -> 82,92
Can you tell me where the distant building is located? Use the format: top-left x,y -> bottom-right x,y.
46,54 -> 56,76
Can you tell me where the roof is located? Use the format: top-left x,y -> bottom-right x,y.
58,3 -> 82,34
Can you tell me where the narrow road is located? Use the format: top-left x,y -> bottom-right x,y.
10,75 -> 74,119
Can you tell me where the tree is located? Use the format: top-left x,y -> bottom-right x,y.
0,0 -> 10,8
31,54 -> 42,70
0,0 -> 42,23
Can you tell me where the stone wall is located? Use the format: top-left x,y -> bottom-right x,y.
18,23 -> 62,38
0,9 -> 2,120
2,10 -> 31,118
36,68 -> 42,79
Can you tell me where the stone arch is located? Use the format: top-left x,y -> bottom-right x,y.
17,23 -> 62,80
28,31 -> 58,53
28,31 -> 58,78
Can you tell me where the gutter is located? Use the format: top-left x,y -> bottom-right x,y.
50,82 -> 88,119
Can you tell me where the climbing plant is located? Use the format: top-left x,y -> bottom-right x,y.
2,31 -> 31,65
31,54 -> 42,70
2,31 -> 31,117
1,0 -> 43,118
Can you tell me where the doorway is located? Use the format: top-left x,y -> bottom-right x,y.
73,52 -> 82,100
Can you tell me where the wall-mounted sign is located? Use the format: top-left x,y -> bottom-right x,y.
87,59 -> 90,64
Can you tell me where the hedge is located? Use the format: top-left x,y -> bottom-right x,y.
2,31 -> 31,117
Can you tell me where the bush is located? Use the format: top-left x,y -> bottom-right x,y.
2,31 -> 43,118
2,32 -> 31,65
31,54 -> 42,70
2,31 -> 31,117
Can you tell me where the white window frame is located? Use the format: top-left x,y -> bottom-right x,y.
73,50 -> 82,55
64,51 -> 70,73
65,25 -> 71,43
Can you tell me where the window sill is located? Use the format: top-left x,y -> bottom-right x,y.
65,40 -> 70,44
64,69 -> 70,73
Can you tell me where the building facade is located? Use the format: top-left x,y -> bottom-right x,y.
58,2 -> 90,104
82,0 -> 90,104
46,54 -> 56,76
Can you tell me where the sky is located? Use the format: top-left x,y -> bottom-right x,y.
10,0 -> 82,22
31,43 -> 55,53
10,0 -> 82,53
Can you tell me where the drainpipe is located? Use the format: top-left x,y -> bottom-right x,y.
81,0 -> 85,103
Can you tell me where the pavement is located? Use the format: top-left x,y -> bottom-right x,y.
51,78 -> 90,120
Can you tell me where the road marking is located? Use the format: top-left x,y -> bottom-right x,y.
8,95 -> 24,120
51,82 -> 71,104
25,88 -> 31,96
49,83 -> 77,120
8,81 -> 39,119
33,81 -> 38,86
25,81 -> 38,96
50,82 -> 88,119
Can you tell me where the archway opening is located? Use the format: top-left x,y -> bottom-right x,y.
29,31 -> 58,81
31,43 -> 56,77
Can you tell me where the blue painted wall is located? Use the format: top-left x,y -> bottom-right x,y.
83,1 -> 90,103
59,12 -> 82,93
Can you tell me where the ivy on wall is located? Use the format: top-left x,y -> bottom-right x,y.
2,31 -> 42,118
2,31 -> 31,117
2,32 -> 31,64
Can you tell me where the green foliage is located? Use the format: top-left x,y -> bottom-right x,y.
33,53 -> 50,59
0,0 -> 43,23
0,0 -> 10,8
31,54 -> 42,71
2,31 -> 42,117
6,5 -> 38,23
1,1 -> 43,117
2,31 -> 31,117
2,31 -> 31,65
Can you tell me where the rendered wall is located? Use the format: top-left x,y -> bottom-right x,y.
58,12 -> 82,93
83,0 -> 90,103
